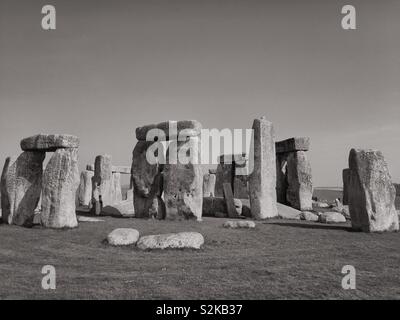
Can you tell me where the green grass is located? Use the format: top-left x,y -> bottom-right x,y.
0,215 -> 399,299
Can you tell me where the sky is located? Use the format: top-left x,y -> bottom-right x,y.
0,0 -> 399,187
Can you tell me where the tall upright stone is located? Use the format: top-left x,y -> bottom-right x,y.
285,151 -> 313,211
41,148 -> 79,228
348,149 -> 399,232
163,137 -> 203,221
248,117 -> 278,219
0,152 -> 45,226
77,170 -> 94,207
92,154 -> 113,207
203,172 -> 216,197
131,141 -> 164,218
342,168 -> 350,205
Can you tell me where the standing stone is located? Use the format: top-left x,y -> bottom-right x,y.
203,172 -> 216,197
92,155 -> 113,207
248,117 -> 278,219
131,141 -> 165,218
77,170 -> 94,207
41,148 -> 79,228
233,163 -> 249,199
163,137 -> 203,221
111,172 -> 123,204
348,149 -> 399,232
286,151 -> 313,211
0,152 -> 45,226
276,153 -> 289,204
215,160 -> 234,197
342,168 -> 350,205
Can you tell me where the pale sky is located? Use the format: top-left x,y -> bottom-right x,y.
0,0 -> 399,187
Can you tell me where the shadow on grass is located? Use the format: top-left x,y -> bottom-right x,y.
266,221 -> 355,232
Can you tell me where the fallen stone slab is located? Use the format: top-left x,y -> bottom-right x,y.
21,134 -> 79,152
101,200 -> 135,218
223,220 -> 256,229
136,120 -> 202,141
137,232 -> 204,250
107,228 -> 140,246
77,216 -> 104,222
277,203 -> 302,220
319,212 -> 346,224
275,137 -> 310,154
300,211 -> 319,222
202,197 -> 251,217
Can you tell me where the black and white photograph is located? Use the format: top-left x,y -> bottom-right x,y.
0,0 -> 399,306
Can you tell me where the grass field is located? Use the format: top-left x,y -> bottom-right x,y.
1,215 -> 399,299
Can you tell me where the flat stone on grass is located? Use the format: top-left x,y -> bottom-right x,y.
137,232 -> 204,250
107,228 -> 140,246
223,220 -> 256,229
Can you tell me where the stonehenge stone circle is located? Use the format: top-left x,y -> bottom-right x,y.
248,117 -> 278,219
0,152 -> 45,226
41,148 -> 79,228
276,137 -> 312,211
21,134 -> 79,152
131,141 -> 165,219
347,149 -> 399,232
163,137 -> 203,221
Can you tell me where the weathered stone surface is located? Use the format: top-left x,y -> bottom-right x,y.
209,168 -> 217,175
223,220 -> 255,229
107,228 -> 139,246
202,197 -> 251,217
77,170 -> 94,207
112,166 -> 131,174
0,152 -> 45,226
286,151 -> 313,211
86,164 -> 94,171
313,200 -> 330,208
275,137 -> 310,154
300,211 -> 319,222
319,212 -> 346,224
342,168 -> 350,205
348,149 -> 399,232
101,200 -> 135,218
137,232 -> 204,250
214,162 -> 233,197
164,138 -> 203,221
276,153 -> 289,204
41,148 -> 79,228
223,183 -> 238,218
92,155 -> 113,207
131,141 -> 165,219
136,120 -> 202,141
126,188 -> 134,201
248,117 -> 278,219
77,216 -> 104,222
112,172 -> 123,204
277,203 -> 302,220
21,134 -> 79,152
202,172 -> 216,197
233,174 -> 249,199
